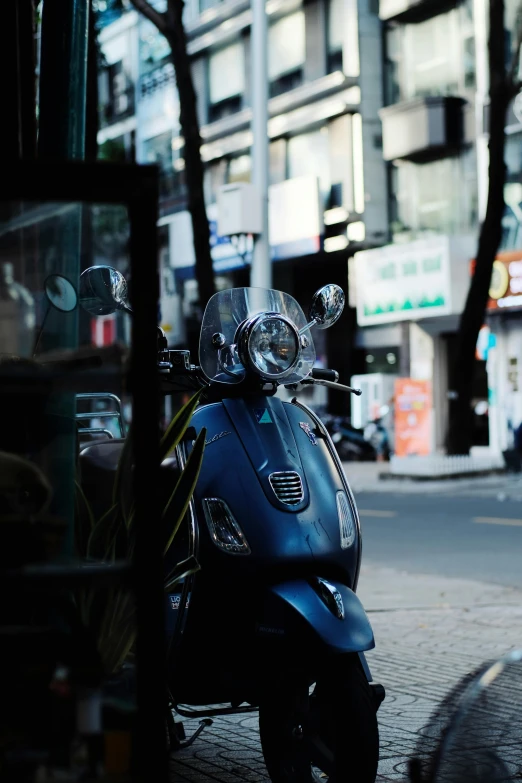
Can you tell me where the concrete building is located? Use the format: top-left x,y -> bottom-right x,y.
353,0 -> 522,456
95,0 -> 389,409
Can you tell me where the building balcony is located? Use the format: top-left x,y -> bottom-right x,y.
380,96 -> 465,163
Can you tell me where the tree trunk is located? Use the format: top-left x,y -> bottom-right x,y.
166,0 -> 216,311
447,0 -> 510,455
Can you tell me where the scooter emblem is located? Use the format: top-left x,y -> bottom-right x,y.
204,431 -> 231,446
299,422 -> 317,446
192,431 -> 232,447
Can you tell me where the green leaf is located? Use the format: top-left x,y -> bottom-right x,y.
162,427 -> 206,555
164,555 -> 200,592
160,388 -> 205,462
86,504 -> 120,561
74,480 -> 95,558
112,430 -> 134,521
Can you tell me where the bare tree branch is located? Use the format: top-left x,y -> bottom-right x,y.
508,1 -> 522,86
129,0 -> 167,34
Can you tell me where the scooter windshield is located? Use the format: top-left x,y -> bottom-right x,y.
199,287 -> 316,385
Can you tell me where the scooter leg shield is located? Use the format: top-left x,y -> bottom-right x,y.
259,579 -> 375,655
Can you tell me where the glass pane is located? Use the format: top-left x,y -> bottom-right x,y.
393,151 -> 477,236
269,139 -> 287,186
0,199 -> 138,774
403,10 -> 460,99
228,154 -> 251,184
268,12 -> 305,80
288,128 -> 331,205
209,42 -> 245,104
142,131 -> 186,202
199,287 -> 315,384
328,0 -> 343,53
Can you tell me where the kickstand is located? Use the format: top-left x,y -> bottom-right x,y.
177,718 -> 213,749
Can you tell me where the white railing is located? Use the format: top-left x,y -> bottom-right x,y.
390,453 -> 505,477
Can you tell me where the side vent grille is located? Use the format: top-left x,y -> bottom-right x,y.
269,471 -> 304,506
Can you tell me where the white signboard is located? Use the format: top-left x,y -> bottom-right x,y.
354,236 -> 474,326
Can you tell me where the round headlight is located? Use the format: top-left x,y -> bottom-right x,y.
238,313 -> 300,381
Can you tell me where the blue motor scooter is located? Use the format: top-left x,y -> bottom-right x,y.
78,269 -> 385,782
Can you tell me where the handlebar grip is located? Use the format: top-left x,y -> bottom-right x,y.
311,367 -> 339,383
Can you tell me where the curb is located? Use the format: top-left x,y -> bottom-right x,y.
378,468 -> 506,482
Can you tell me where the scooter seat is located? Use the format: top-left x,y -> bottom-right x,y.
80,438 -> 126,472
78,439 -> 126,523
79,439 -> 182,526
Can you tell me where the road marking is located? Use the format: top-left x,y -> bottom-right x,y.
358,509 -> 397,518
474,516 -> 522,527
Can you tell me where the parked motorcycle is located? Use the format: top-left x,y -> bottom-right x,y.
323,414 -> 379,462
78,267 -> 385,782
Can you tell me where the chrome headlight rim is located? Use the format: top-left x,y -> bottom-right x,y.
236,311 -> 301,382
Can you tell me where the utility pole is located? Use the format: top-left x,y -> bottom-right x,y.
251,0 -> 271,288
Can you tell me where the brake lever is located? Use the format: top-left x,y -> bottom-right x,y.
286,378 -> 362,396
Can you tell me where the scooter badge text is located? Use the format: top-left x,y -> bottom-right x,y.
204,431 -> 232,446
299,422 -> 317,445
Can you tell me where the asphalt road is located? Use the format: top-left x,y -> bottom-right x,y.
355,490 -> 522,588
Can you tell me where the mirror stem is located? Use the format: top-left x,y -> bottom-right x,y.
32,303 -> 51,358
298,318 -> 319,336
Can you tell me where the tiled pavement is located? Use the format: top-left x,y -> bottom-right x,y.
171,566 -> 522,782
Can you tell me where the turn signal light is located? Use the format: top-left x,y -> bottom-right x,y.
336,491 -> 356,549
202,498 -> 251,555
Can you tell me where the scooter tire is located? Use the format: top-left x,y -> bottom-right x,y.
259,654 -> 379,782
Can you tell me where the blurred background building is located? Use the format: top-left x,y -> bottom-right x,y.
95,0 -> 522,457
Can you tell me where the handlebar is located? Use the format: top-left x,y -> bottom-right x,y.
311,367 -> 339,383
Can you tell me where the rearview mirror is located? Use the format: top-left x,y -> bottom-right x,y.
44,274 -> 78,313
79,265 -> 131,316
309,284 -> 345,330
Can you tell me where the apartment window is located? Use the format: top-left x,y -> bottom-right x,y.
208,42 -> 245,122
228,155 -> 251,184
203,156 -> 250,206
386,8 -> 475,104
328,115 -> 354,210
101,61 -> 134,125
391,151 -> 477,236
139,17 -> 171,74
200,0 -> 223,11
327,0 -> 343,73
502,131 -> 522,250
269,12 -> 305,98
269,139 -> 287,186
288,128 -> 330,206
142,131 -> 186,202
204,159 -> 228,205
405,12 -> 460,98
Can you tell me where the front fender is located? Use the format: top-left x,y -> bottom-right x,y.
260,579 -> 375,655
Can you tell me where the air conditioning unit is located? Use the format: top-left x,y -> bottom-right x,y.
217,183 -> 262,237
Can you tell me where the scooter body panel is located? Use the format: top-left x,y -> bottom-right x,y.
167,394 -> 371,705
260,579 -> 375,654
186,396 -> 359,579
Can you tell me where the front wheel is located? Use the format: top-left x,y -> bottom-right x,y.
259,655 -> 379,783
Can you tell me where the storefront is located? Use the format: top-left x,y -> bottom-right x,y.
353,235 -> 475,452
484,251 -> 522,454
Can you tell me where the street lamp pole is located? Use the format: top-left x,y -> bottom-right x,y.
251,0 -> 272,288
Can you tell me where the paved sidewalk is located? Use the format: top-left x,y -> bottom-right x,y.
170,565 -> 522,782
344,461 -> 522,500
